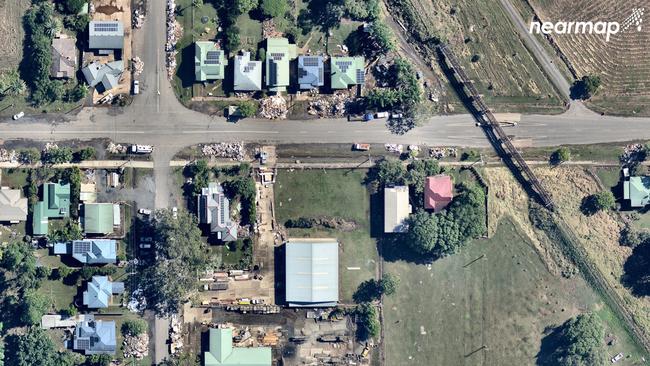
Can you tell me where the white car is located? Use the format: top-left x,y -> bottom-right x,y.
138,208 -> 152,215
12,111 -> 24,120
139,243 -> 151,249
172,207 -> 178,219
133,80 -> 140,95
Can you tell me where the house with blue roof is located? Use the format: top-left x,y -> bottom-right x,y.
54,239 -> 117,264
83,276 -> 124,308
72,316 -> 116,355
298,56 -> 324,89
204,328 -> 272,366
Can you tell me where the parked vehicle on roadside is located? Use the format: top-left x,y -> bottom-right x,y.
133,80 -> 140,95
138,208 -> 152,215
353,143 -> 370,151
12,111 -> 25,120
130,145 -> 153,154
139,243 -> 151,249
375,112 -> 389,119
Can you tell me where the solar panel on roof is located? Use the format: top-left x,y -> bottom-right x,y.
74,241 -> 91,254
356,69 -> 365,83
206,51 -> 220,59
94,23 -> 119,32
77,339 -> 90,350
204,60 -> 219,65
302,57 -> 320,67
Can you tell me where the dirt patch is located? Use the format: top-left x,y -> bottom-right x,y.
284,216 -> 359,232
95,5 -> 123,15
0,0 -> 30,71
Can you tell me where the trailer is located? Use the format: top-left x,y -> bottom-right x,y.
353,143 -> 370,151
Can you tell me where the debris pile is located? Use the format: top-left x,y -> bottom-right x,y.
127,289 -> 146,312
123,333 -> 149,359
385,144 -> 404,153
0,149 -> 17,163
169,315 -> 183,355
44,143 -> 59,152
132,56 -> 144,76
107,143 -> 128,154
260,95 -> 288,119
202,142 -> 245,160
262,19 -> 282,38
621,144 -> 645,165
166,0 -> 182,80
429,147 -> 458,159
307,92 -> 351,117
133,9 -> 145,28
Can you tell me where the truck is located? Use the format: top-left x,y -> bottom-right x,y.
130,144 -> 153,154
132,80 -> 140,95
353,143 -> 370,151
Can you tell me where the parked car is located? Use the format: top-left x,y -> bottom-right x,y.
391,112 -> 404,119
139,243 -> 151,249
130,145 -> 153,154
172,207 -> 178,219
138,208 -> 152,215
12,111 -> 24,120
375,112 -> 389,119
141,237 -> 153,242
133,80 -> 140,95
353,143 -> 370,151
363,113 -> 374,122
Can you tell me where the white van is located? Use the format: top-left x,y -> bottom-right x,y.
131,144 -> 153,154
133,80 -> 140,95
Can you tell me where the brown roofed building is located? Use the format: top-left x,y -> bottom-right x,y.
51,37 -> 77,78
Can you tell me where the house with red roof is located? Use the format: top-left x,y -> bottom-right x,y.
424,175 -> 453,212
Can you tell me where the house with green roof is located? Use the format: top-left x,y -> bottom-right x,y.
624,176 -> 650,207
195,41 -> 227,82
330,56 -> 365,89
83,203 -> 115,235
32,182 -> 71,236
204,328 -> 272,366
265,38 -> 297,92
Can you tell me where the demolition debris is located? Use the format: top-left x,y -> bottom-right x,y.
260,95 -> 288,120
202,142 -> 246,160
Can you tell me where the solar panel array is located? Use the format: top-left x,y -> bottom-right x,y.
204,51 -> 221,65
335,60 -> 353,73
76,339 -> 90,350
356,69 -> 365,83
94,23 -> 119,33
73,241 -> 91,254
302,57 -> 320,67
243,62 -> 257,73
271,52 -> 284,61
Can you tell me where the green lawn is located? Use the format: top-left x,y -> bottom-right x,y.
1,168 -> 29,189
383,217 -> 646,365
275,169 -> 378,303
38,279 -> 77,312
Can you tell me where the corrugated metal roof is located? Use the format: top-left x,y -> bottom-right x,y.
88,21 -> 124,50
83,203 -> 114,234
0,189 -> 28,222
330,56 -> 365,89
626,176 -> 650,207
233,52 -> 262,91
265,38 -> 297,92
285,239 -> 339,307
298,56 -> 324,89
204,328 -> 272,366
195,42 -> 227,81
424,175 -> 453,212
384,186 -> 410,233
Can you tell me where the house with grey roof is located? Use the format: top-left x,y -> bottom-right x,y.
88,21 -> 124,53
0,188 -> 28,223
83,276 -> 124,308
51,37 -> 77,78
54,239 -> 117,264
197,183 -> 237,242
72,316 -> 116,355
298,56 -> 324,89
82,61 -> 123,92
234,52 -> 262,91
285,239 -> 339,307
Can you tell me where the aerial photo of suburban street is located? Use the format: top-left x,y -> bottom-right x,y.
0,0 -> 650,365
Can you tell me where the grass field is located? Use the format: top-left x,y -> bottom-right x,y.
388,0 -> 565,114
383,217 -> 646,365
275,169 -> 378,303
523,0 -> 650,116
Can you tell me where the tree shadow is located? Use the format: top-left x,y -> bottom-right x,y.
176,44 -> 196,89
535,324 -> 564,365
622,240 -> 650,297
352,279 -> 379,303
579,195 -> 598,216
378,234 -> 436,264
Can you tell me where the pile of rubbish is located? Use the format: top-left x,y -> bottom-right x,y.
385,144 -> 404,153
621,143 -> 645,165
123,333 -> 149,359
202,142 -> 246,160
170,315 -> 183,355
429,147 -> 458,159
107,142 -> 128,154
127,288 -> 146,312
44,142 -> 59,152
133,9 -> 145,29
0,149 -> 17,163
307,92 -> 350,117
262,19 -> 282,38
166,0 -> 182,80
132,56 -> 144,76
260,95 -> 288,119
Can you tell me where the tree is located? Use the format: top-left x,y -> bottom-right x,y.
21,290 -> 50,325
48,219 -> 82,242
353,279 -> 380,302
365,89 -> 401,110
42,147 -> 73,164
379,273 -> 399,296
18,148 -> 41,164
260,0 -> 287,18
376,159 -> 407,186
571,75 -> 601,100
551,147 -> 571,165
62,0 -> 86,14
365,22 -> 396,56
461,150 -> 480,161
355,303 -> 379,340
406,159 -> 442,193
66,83 -> 88,102
122,319 -> 148,337
85,354 -> 113,366
471,54 -> 481,62
8,327 -> 69,366
540,313 -> 605,366
141,209 -> 211,315
1,241 -> 39,291
225,25 -> 241,52
63,14 -> 90,33
74,147 -> 96,161
405,210 -> 438,255
238,101 -> 257,118
581,191 -> 615,215
236,0 -> 258,13
0,70 -> 27,97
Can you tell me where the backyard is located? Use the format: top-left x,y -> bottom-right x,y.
275,169 -> 378,303
383,217 -> 646,365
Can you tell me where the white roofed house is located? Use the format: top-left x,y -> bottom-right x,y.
384,186 -> 411,233
197,183 -> 238,242
0,188 -> 28,224
233,52 -> 262,91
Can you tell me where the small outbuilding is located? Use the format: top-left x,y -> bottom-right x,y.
285,239 -> 339,307
624,176 -> 650,207
424,175 -> 453,212
51,37 -> 77,78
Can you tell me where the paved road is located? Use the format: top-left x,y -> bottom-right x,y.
498,0 -> 572,100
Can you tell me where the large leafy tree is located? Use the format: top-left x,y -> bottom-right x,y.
355,303 -> 380,340
376,158 -> 407,186
260,0 -> 287,18
8,327 -> 68,366
543,313 -> 605,366
141,209 -> 211,315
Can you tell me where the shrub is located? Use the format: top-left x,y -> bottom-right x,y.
121,319 -> 148,337
550,147 -> 571,165
260,0 -> 287,18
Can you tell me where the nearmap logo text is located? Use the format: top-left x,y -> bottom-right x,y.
529,7 -> 644,42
